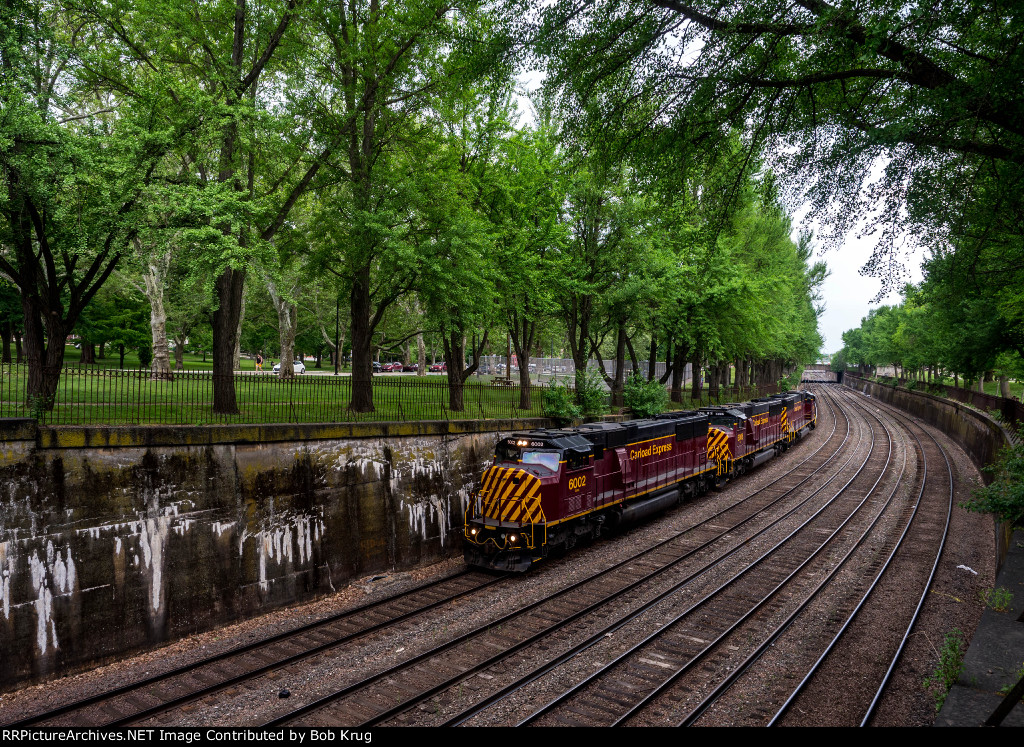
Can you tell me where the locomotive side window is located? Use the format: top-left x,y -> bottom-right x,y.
495,444 -> 519,462
566,451 -> 588,471
522,451 -> 561,472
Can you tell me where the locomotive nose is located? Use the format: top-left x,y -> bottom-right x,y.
477,465 -> 545,524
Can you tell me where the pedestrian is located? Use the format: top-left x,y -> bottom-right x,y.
256,353 -> 263,371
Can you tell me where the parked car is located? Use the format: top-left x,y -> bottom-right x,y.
272,360 -> 306,374
372,361 -> 383,373
382,361 -> 403,372
403,363 -> 419,372
428,362 -> 447,372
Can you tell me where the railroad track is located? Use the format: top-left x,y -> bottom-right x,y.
2,386 -> 844,727
763,388 -> 954,727
7,385 -> 960,727
5,570 -> 507,727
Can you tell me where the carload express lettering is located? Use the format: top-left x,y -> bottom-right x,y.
629,442 -> 673,460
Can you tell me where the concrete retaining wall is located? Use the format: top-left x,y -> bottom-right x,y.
0,418 -> 551,689
844,377 -> 1011,476
843,377 -> 1015,565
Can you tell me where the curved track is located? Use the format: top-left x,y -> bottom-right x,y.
2,385 -> 966,728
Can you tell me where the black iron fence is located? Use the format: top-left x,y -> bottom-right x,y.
0,364 -> 786,427
0,365 -> 548,426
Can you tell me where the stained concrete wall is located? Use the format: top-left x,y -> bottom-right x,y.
843,377 -> 1015,566
844,377 -> 1011,476
0,418 -> 552,689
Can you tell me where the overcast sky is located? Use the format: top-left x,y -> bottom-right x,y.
804,220 -> 924,354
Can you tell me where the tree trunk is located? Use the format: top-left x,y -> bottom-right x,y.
999,374 -> 1011,399
349,265 -> 375,412
80,341 -> 96,364
232,290 -> 246,372
268,280 -> 298,378
173,335 -> 186,370
690,352 -> 703,400
509,312 -> 536,410
144,262 -> 173,380
670,341 -> 688,403
648,336 -> 658,382
443,328 -> 486,412
22,298 -> 66,410
1,322 -> 11,364
212,267 -> 245,414
416,332 -> 426,377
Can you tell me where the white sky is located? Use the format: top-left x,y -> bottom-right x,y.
809,227 -> 922,354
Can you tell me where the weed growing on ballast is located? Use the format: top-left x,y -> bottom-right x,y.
923,629 -> 967,713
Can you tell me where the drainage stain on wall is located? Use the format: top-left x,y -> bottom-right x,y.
0,422 -> 537,689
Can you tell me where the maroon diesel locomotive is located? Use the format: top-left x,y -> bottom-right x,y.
463,390 -> 817,571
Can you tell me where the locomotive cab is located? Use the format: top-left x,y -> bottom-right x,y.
464,431 -> 594,571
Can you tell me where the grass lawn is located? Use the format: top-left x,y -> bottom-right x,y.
0,350 -> 781,426
929,376 -> 1023,400
0,359 -> 548,425
64,346 -> 347,373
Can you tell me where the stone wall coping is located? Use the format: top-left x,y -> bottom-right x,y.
845,375 -> 1016,450
29,417 -> 559,450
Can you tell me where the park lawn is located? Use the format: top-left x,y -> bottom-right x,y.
0,363 -> 546,425
63,346 -> 346,373
933,376 -> 1023,401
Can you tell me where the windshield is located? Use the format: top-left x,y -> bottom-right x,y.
521,451 -> 561,472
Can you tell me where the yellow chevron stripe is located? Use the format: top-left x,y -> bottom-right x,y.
501,478 -> 534,521
477,467 -> 545,525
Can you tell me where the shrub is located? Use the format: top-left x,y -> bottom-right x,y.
624,373 -> 669,418
576,368 -> 608,419
961,430 -> 1024,529
543,381 -> 581,424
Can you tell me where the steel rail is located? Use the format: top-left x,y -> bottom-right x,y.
858,392 -> 954,726
264,390 -> 852,727
764,388 -> 953,726
670,388 -> 910,726
514,388 -> 888,726
6,568 -> 496,727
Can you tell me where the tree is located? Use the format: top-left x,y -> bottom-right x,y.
0,0 -> 186,406
92,0 -> 337,410
557,156 -> 647,403
487,118 -> 567,408
299,0 -> 484,412
528,0 -> 1024,299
